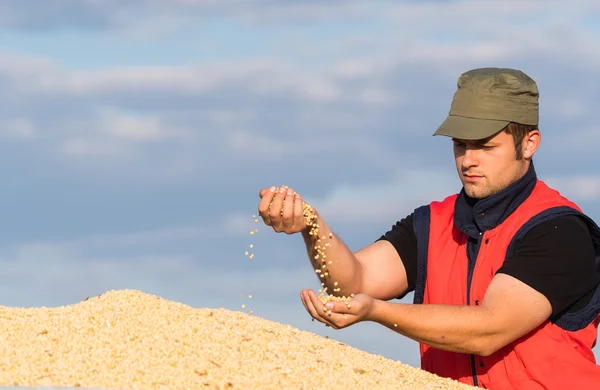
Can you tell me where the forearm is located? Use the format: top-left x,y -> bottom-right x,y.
301,210 -> 362,297
369,300 -> 498,356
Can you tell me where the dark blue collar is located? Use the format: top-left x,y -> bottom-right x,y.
454,162 -> 537,238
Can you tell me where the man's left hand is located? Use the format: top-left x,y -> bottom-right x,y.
300,289 -> 375,330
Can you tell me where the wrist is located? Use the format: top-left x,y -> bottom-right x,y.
366,298 -> 384,323
301,207 -> 320,234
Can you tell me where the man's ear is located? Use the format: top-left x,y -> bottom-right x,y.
522,129 -> 541,160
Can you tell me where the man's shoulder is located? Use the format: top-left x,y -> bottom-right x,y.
503,180 -> 590,234
533,179 -> 582,209
430,192 -> 461,206
526,214 -> 590,235
533,180 -> 600,235
514,214 -> 595,255
419,193 -> 461,217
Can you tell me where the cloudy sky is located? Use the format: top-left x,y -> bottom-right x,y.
1,0 -> 599,368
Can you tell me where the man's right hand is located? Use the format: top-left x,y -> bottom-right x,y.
257,186 -> 310,234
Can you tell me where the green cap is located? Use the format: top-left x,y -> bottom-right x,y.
433,67 -> 539,140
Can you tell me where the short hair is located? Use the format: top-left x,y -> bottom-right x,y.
503,122 -> 538,160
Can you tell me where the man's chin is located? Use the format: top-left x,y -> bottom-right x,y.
463,184 -> 488,200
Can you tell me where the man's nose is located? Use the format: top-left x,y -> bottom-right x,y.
462,148 -> 478,168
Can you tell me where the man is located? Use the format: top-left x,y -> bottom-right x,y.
257,68 -> 600,389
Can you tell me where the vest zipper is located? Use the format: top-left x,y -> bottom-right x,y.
469,355 -> 478,387
466,231 -> 482,388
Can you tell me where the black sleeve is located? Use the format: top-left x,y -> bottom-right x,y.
496,215 -> 600,319
375,213 -> 418,293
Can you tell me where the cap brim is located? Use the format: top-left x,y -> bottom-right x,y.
433,115 -> 509,140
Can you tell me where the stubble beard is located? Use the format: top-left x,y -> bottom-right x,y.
464,183 -> 498,200
462,172 -> 523,200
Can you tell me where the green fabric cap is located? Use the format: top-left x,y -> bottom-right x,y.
433,68 -> 539,140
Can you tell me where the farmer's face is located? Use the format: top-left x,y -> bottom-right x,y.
453,129 -> 540,199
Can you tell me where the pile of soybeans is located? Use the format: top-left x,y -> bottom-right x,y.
0,290 -> 475,389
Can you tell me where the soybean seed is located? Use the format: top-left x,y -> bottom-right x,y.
258,187 -> 354,316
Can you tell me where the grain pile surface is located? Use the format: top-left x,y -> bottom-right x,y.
0,290 -> 476,390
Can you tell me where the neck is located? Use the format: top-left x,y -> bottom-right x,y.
454,161 -> 537,237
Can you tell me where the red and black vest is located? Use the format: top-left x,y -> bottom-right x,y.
412,178 -> 600,389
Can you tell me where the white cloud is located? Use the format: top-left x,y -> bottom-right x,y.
0,0 -> 598,46
359,87 -> 395,105
298,80 -> 340,102
544,126 -> 600,155
0,4 -> 597,188
62,137 -> 124,156
387,1 -> 543,23
0,55 -> 353,110
228,131 -> 319,158
0,52 -> 63,95
229,2 -> 371,24
550,98 -> 589,118
98,108 -> 189,141
309,167 -> 459,224
4,12 -> 589,108
0,11 -> 596,155
333,60 -> 379,78
63,60 -> 289,95
0,51 -> 57,74
0,0 -> 375,31
0,210 -> 302,308
388,1 -> 600,28
1,118 -> 35,139
545,175 -> 600,201
0,239 -> 315,308
356,3 -> 600,74
23,213 -> 260,251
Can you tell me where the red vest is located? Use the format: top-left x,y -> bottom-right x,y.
417,179 -> 600,389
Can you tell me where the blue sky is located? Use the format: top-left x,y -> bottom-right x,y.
1,0 -> 599,369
